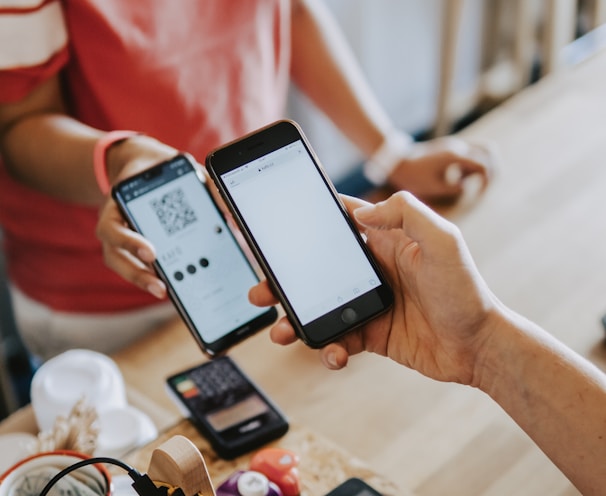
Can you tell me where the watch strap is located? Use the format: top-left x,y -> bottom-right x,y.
363,130 -> 414,186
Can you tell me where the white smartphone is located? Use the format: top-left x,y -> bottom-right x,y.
206,120 -> 393,348
112,154 -> 277,356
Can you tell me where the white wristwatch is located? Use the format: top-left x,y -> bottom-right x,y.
363,130 -> 415,186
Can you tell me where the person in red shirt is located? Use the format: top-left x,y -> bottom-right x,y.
0,0 -> 492,360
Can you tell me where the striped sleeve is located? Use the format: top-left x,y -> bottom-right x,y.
0,0 -> 69,103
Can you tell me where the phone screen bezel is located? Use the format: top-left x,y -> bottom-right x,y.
206,120 -> 393,348
111,154 -> 278,356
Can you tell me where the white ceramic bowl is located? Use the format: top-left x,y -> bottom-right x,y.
30,349 -> 127,432
0,450 -> 111,496
0,432 -> 37,474
95,406 -> 157,458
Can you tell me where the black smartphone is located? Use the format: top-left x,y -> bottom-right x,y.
324,478 -> 383,496
206,120 -> 393,348
112,154 -> 278,356
165,356 -> 289,459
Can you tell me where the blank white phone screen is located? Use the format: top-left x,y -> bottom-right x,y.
124,168 -> 264,343
222,140 -> 381,325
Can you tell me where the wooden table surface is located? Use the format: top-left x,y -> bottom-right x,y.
2,47 -> 606,496
114,47 -> 606,495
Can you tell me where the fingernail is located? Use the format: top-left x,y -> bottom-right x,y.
138,247 -> 155,262
147,281 -> 165,299
444,163 -> 463,185
277,319 -> 291,333
326,351 -> 339,369
354,205 -> 374,221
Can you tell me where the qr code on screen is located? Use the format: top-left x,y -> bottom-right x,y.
150,188 -> 197,235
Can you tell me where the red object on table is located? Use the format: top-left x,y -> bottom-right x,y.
250,448 -> 301,496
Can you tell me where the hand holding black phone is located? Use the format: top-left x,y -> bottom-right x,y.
206,120 -> 393,348
112,154 -> 277,356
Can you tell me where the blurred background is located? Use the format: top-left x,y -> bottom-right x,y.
289,0 -> 606,193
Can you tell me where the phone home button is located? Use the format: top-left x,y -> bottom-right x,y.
340,307 -> 358,324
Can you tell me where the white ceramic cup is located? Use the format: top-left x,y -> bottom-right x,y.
95,405 -> 157,458
30,349 -> 127,432
0,450 -> 112,496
